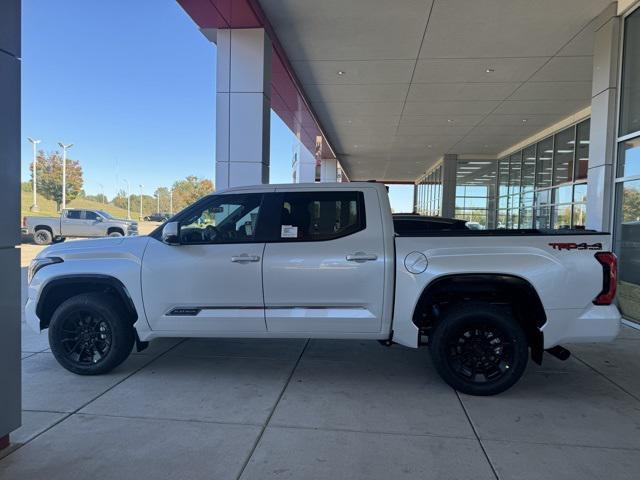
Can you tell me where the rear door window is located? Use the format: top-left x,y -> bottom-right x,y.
275,191 -> 365,242
66,210 -> 82,219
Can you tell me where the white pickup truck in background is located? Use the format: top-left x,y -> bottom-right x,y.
25,182 -> 620,395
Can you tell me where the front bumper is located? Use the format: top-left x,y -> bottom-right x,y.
541,304 -> 621,348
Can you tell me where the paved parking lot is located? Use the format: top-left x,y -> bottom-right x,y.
2,313 -> 640,479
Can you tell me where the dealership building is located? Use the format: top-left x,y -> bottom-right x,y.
1,0 -> 640,447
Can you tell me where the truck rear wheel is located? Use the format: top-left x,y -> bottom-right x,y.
33,229 -> 53,245
48,293 -> 134,375
429,302 -> 528,396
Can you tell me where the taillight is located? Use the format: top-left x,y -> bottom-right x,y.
22,216 -> 27,227
593,252 -> 617,305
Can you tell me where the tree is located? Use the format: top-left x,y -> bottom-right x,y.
32,150 -> 83,210
171,176 -> 213,211
154,187 -> 171,213
622,186 -> 640,222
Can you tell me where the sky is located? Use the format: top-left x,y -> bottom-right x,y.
21,0 -> 413,211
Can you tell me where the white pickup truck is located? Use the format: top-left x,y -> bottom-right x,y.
25,182 -> 621,395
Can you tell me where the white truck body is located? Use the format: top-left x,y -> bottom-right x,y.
25,183 -> 621,394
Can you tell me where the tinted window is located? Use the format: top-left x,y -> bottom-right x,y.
84,211 -> 99,220
277,191 -> 365,241
178,194 -> 263,244
66,210 -> 81,219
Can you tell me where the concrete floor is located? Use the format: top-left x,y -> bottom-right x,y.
1,321 -> 640,480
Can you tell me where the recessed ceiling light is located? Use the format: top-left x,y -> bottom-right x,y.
337,71 -> 345,76
447,119 -> 454,123
353,144 -> 359,148
485,68 -> 495,73
522,119 -> 528,123
427,144 -> 432,148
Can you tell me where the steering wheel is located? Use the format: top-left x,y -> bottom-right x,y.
203,224 -> 220,242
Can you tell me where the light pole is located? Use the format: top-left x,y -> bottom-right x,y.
139,184 -> 144,219
58,142 -> 73,210
169,188 -> 173,214
122,179 -> 131,219
97,183 -> 105,204
156,190 -> 160,213
27,137 -> 41,211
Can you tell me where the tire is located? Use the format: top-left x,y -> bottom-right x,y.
48,293 -> 135,375
108,230 -> 124,237
33,229 -> 53,245
429,302 -> 529,396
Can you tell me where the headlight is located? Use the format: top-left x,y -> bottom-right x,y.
28,257 -> 63,283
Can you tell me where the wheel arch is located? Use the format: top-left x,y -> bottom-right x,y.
34,225 -> 53,233
412,273 -> 546,363
107,226 -> 125,235
36,274 -> 138,330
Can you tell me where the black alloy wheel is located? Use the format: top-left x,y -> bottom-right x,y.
49,293 -> 134,375
429,302 -> 529,396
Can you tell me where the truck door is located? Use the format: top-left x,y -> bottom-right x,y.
83,210 -> 104,237
141,193 -> 268,333
262,188 -> 386,334
60,209 -> 85,237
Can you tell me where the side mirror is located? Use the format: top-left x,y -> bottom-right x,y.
162,221 -> 181,245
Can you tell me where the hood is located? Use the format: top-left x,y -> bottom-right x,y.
36,235 -> 146,259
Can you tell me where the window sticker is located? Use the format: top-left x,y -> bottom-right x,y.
281,225 -> 298,238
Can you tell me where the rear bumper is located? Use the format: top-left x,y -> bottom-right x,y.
541,304 -> 621,348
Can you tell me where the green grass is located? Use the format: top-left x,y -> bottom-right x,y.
21,190 -> 131,219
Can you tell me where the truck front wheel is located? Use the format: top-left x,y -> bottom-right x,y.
48,293 -> 135,375
429,302 -> 528,396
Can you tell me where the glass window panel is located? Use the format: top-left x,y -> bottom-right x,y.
496,210 -> 507,229
553,205 -> 572,229
520,208 -> 533,229
498,158 -> 510,196
553,127 -> 575,185
614,180 -> 640,324
572,204 -> 586,228
536,137 -> 553,189
521,191 -> 534,207
509,152 -> 522,194
179,194 -> 264,244
535,207 -> 552,229
521,146 -> 536,192
507,209 -> 520,229
619,8 -> 640,137
575,119 -> 590,180
574,183 -> 587,203
555,185 -> 573,204
536,188 -> 552,206
617,136 -> 640,178
498,196 -> 508,209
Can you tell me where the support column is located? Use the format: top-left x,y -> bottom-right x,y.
586,5 -> 620,231
215,29 -> 271,190
292,144 -> 316,183
0,0 -> 22,450
441,154 -> 458,218
320,158 -> 338,182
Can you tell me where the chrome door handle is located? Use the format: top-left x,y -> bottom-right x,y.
231,254 -> 260,263
346,252 -> 378,262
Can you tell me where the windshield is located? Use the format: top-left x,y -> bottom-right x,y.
97,210 -> 114,219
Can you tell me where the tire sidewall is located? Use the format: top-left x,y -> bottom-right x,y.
430,303 -> 529,396
34,229 -> 52,245
108,231 -> 123,237
48,293 -> 134,375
